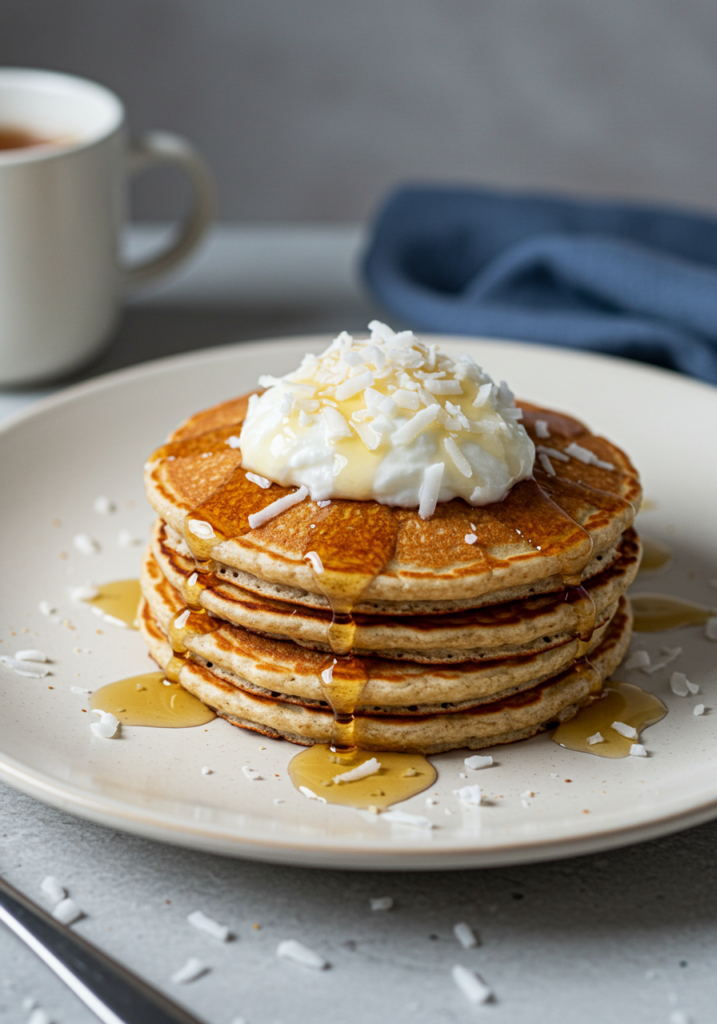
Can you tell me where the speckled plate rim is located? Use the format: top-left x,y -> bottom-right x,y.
1,335 -> 717,871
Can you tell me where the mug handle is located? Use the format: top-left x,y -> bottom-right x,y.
123,131 -> 214,287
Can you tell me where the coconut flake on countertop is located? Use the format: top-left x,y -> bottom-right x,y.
454,922 -> 479,948
239,323 -> 534,515
171,958 -> 209,984
452,964 -> 493,1005
52,897 -> 83,925
40,876 -> 66,904
188,910 -> 232,941
276,939 -> 329,970
370,897 -> 394,911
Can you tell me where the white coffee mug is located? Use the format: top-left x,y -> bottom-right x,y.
0,68 -> 214,385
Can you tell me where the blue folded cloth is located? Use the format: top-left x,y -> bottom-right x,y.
362,185 -> 717,384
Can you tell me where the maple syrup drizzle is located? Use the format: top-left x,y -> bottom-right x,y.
553,680 -> 666,757
90,671 -> 215,727
638,537 -> 673,573
288,744 -> 436,810
86,579 -> 142,629
631,593 -> 716,632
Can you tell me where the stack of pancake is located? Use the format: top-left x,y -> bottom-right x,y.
140,393 -> 641,754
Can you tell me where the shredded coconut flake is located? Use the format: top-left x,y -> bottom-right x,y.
73,533 -> 99,555
304,551 -> 324,574
418,462 -> 444,520
201,766 -> 213,775
245,471 -> 271,489
333,758 -> 381,784
453,922 -> 478,949
188,910 -> 231,942
538,452 -> 556,476
241,766 -> 262,781
611,721 -> 638,740
642,646 -> 682,675
40,876 -> 66,904
225,435 -> 242,449
277,939 -> 329,970
38,600 -> 56,616
630,744 -> 647,757
187,519 -> 215,540
247,487 -> 308,529
14,649 -> 48,663
694,704 -> 705,716
70,686 -> 92,695
90,709 -> 120,739
535,419 -> 550,439
299,785 -> 326,803
370,897 -> 394,911
587,732 -> 605,745
625,650 -> 651,671
68,583 -> 99,602
0,655 -> 50,678
451,964 -> 492,1005
705,617 -> 717,641
174,609 -> 190,629
316,499 -> 331,508
464,533 -> 478,545
117,528 -> 142,549
565,441 -> 614,470
670,672 -> 690,697
52,897 -> 83,926
171,958 -> 208,984
381,809 -> 434,829
454,784 -> 482,806
536,444 -> 569,463
464,755 -> 493,770
93,495 -> 115,514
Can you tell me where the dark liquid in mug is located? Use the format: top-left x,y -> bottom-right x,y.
0,126 -> 57,151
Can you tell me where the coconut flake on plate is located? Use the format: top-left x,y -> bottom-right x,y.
705,617 -> 717,641
73,533 -> 99,555
68,583 -> 99,602
93,496 -> 115,514
299,786 -> 326,803
0,655 -> 50,678
332,758 -> 380,784
587,732 -> 605,745
641,647 -> 682,675
611,721 -> 638,740
241,766 -> 262,781
70,686 -> 92,695
670,672 -> 691,697
624,650 -> 651,671
187,910 -> 232,942
464,755 -> 493,770
276,939 -> 329,970
630,744 -> 647,757
694,704 -> 706,716
201,766 -> 213,776
454,784 -> 482,806
381,809 -> 434,829
90,710 -> 120,738
117,528 -> 142,548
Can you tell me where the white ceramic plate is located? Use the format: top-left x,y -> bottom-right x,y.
1,335 -> 716,870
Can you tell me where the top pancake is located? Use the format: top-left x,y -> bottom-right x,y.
144,393 -> 641,604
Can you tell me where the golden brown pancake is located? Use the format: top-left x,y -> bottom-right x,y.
139,594 -> 632,754
149,517 -> 639,660
144,398 -> 641,604
141,539 -> 616,709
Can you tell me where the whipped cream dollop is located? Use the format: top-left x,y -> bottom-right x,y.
239,322 -> 535,517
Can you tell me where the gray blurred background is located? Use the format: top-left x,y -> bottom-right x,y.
2,0 -> 716,224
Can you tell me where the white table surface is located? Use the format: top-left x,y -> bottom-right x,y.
0,226 -> 714,1024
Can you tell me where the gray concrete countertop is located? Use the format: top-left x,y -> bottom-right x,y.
0,226 -> 714,1024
